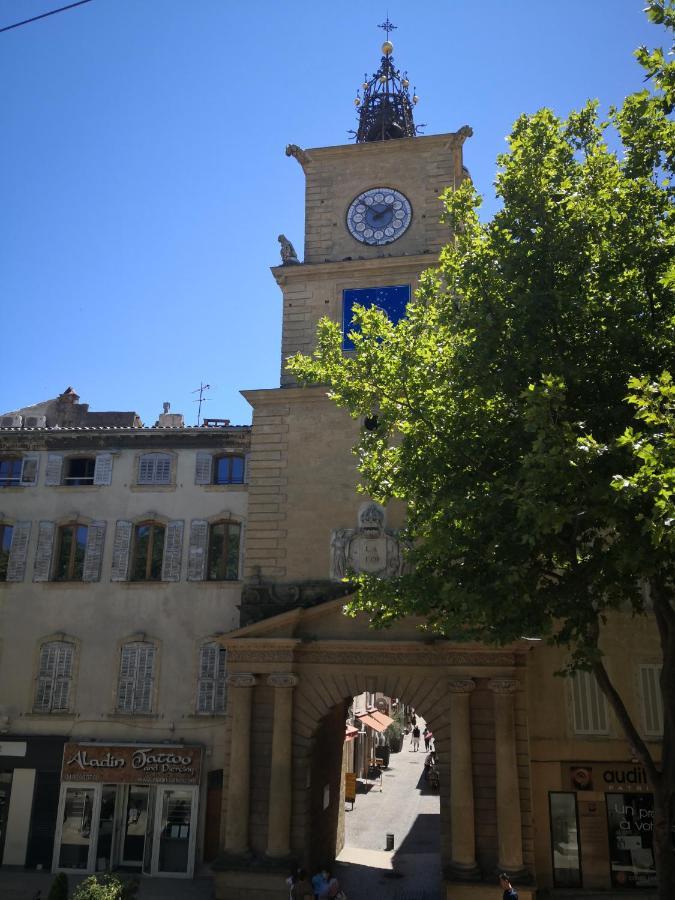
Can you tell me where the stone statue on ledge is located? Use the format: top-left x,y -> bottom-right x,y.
278,234 -> 301,265
330,501 -> 406,580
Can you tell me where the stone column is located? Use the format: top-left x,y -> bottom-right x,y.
448,678 -> 479,877
489,678 -> 524,873
223,673 -> 257,855
266,673 -> 299,858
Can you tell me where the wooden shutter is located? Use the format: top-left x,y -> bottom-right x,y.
572,671 -> 609,734
44,454 -> 63,486
138,455 -> 155,484
6,521 -> 31,582
187,519 -> 208,581
134,643 -> 156,712
51,644 -> 74,710
195,452 -> 213,485
35,644 -> 56,711
117,643 -> 138,712
33,521 -> 55,582
215,646 -> 227,712
197,643 -> 217,712
83,521 -> 106,582
35,642 -> 72,712
640,665 -> 663,735
111,520 -> 133,581
93,453 -> 113,486
161,520 -> 184,582
20,454 -> 39,485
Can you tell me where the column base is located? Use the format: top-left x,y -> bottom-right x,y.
214,868 -> 291,900
444,860 -> 481,881
495,864 -> 533,884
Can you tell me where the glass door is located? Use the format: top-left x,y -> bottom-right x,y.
122,786 -> 150,867
0,772 -> 12,864
54,784 -> 102,872
152,786 -> 198,877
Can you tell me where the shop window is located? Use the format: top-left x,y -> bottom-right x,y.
34,640 -> 74,713
131,523 -> 165,581
639,665 -> 663,737
571,671 -> 609,735
64,457 -> 96,486
117,641 -> 156,713
137,453 -> 172,485
207,521 -> 240,581
54,524 -> 88,581
606,793 -> 657,889
549,792 -> 581,887
197,643 -> 227,714
213,455 -> 245,485
0,523 -> 13,581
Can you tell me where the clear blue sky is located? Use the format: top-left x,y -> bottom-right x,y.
0,1 -> 660,426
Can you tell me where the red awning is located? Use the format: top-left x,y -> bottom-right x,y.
356,712 -> 387,733
345,724 -> 359,743
370,710 -> 394,729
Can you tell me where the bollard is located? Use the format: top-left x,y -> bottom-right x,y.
385,832 -> 394,850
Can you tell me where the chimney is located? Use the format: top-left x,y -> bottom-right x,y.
156,401 -> 184,428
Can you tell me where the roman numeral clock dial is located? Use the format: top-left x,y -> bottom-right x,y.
346,187 -> 412,245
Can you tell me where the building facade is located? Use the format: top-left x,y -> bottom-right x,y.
0,391 -> 250,878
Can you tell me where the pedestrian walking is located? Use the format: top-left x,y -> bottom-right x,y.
499,872 -> 518,900
312,867 -> 329,899
427,729 -> 433,750
423,727 -> 430,750
292,868 -> 314,900
411,724 -> 420,751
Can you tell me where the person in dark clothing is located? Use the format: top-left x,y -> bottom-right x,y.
411,724 -> 421,751
499,873 -> 518,900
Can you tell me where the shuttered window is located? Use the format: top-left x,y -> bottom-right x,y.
54,525 -> 88,581
35,641 -> 74,713
213,455 -> 245,485
639,665 -> 663,737
137,453 -> 172,485
197,643 -> 227,714
0,524 -> 13,581
207,522 -> 241,581
571,671 -> 609,735
117,641 -> 156,713
63,457 -> 96,486
0,458 -> 22,486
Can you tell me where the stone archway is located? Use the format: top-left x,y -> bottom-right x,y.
213,598 -> 533,900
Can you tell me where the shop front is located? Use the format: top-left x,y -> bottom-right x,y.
547,761 -> 661,891
53,743 -> 202,879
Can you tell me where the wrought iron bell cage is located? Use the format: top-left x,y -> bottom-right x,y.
354,47 -> 419,143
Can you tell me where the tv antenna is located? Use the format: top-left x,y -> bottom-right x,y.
192,382 -> 211,426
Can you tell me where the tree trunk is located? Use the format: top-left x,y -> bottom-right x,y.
652,786 -> 675,900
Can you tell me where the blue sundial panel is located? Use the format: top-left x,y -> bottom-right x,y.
342,284 -> 411,350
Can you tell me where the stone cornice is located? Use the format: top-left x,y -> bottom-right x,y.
271,253 -> 439,286
302,130 -> 472,161
0,428 -> 250,453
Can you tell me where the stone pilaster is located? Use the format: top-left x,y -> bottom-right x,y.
266,673 -> 299,858
448,678 -> 480,879
489,678 -> 525,874
223,673 -> 257,855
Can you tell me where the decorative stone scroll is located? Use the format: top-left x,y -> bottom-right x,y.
330,501 -> 406,580
267,674 -> 299,689
226,673 -> 257,688
488,678 -> 519,694
448,678 -> 476,694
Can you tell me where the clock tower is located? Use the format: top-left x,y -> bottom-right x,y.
241,32 -> 472,604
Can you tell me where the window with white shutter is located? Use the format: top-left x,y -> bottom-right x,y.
44,454 -> 64,486
33,521 -> 56,582
187,520 -> 208,581
639,665 -> 663,737
571,671 -> 609,735
111,520 -> 133,581
137,453 -> 172,485
161,520 -> 184,582
117,641 -> 156,714
82,521 -> 106,582
34,641 -> 74,713
93,453 -> 113,486
196,642 -> 227,714
6,521 -> 31,582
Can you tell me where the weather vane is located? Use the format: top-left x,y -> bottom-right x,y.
378,16 -> 397,37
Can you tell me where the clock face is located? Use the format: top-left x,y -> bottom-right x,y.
346,188 -> 412,246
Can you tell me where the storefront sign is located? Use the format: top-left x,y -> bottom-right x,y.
606,793 -> 657,888
61,744 -> 202,785
568,763 -> 650,793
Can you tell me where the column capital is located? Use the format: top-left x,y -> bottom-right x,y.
267,673 -> 299,688
226,673 -> 257,688
448,678 -> 476,694
488,677 -> 519,694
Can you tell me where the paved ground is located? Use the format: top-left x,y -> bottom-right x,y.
337,721 -> 441,899
0,867 -> 215,899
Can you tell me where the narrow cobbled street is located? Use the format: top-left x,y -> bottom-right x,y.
336,720 -> 441,900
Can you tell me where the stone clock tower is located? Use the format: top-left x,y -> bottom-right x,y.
214,29 -> 534,900
241,36 -> 473,612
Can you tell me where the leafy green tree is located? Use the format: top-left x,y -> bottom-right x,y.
70,875 -> 138,900
290,3 -> 675,893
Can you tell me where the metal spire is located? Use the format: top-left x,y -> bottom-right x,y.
352,21 -> 420,143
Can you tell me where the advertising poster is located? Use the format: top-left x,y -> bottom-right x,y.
606,793 -> 657,888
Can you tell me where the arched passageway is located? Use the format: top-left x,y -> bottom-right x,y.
213,598 -> 533,900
